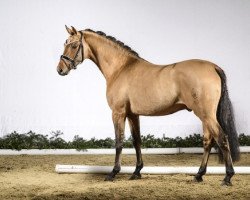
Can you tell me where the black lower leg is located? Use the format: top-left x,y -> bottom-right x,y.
194,136 -> 213,182
127,114 -> 143,180
222,166 -> 235,186
105,145 -> 123,181
130,136 -> 143,180
218,134 -> 235,186
105,167 -> 121,181
130,162 -> 143,180
194,166 -> 206,182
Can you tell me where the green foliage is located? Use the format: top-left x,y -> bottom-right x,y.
49,130 -> 69,149
71,135 -> 115,150
0,131 -> 249,150
0,131 -> 50,150
141,134 -> 163,148
238,133 -> 250,146
123,136 -> 133,148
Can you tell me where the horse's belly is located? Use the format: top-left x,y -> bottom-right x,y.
129,96 -> 185,116
128,79 -> 180,116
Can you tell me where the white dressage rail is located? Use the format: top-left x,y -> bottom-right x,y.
0,146 -> 250,155
55,165 -> 250,174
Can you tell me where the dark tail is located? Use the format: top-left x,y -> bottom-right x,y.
215,68 -> 240,162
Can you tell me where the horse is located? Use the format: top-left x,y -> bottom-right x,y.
57,26 -> 240,186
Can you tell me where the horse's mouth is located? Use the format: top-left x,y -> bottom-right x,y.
57,69 -> 69,76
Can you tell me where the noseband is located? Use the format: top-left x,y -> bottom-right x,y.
60,31 -> 84,70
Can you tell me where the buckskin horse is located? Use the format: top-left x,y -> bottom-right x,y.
57,26 -> 240,186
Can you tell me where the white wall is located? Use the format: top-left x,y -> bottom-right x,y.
0,0 -> 249,140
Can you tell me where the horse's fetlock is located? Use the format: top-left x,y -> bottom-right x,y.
136,162 -> 143,170
194,175 -> 203,182
113,166 -> 121,173
197,166 -> 206,176
226,168 -> 235,177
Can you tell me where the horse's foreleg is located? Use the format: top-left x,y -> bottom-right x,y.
194,123 -> 214,182
104,112 -> 126,181
127,114 -> 143,180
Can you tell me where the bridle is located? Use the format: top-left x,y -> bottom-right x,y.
60,31 -> 84,70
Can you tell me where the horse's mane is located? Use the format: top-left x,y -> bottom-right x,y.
84,29 -> 140,58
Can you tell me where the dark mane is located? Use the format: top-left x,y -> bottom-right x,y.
84,29 -> 140,58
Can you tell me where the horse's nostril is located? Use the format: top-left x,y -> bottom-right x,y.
58,68 -> 63,75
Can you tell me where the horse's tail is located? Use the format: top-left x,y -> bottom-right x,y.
215,67 -> 240,162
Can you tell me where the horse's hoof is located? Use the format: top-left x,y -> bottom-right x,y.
104,175 -> 114,181
129,173 -> 141,180
193,176 -> 203,182
221,180 -> 232,186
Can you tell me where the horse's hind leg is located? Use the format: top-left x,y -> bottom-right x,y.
127,114 -> 143,180
196,117 -> 235,185
194,122 -> 214,182
215,126 -> 235,186
105,111 -> 126,181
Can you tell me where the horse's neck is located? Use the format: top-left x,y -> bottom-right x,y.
84,32 -> 138,82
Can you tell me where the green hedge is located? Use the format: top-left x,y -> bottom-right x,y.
0,131 -> 249,150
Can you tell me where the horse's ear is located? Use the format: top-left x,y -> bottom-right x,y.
71,26 -> 77,35
65,25 -> 75,35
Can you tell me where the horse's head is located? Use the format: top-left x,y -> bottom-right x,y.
57,26 -> 84,76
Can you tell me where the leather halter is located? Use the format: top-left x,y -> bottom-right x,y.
60,31 -> 84,70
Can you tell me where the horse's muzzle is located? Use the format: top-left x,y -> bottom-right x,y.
57,66 -> 68,76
